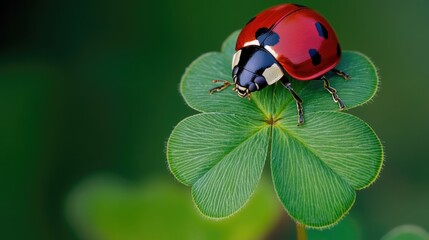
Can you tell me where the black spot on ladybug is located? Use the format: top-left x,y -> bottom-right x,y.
256,28 -> 280,47
336,43 -> 341,57
309,49 -> 321,66
265,31 -> 280,46
315,22 -> 328,39
256,28 -> 270,41
292,4 -> 305,7
246,16 -> 256,25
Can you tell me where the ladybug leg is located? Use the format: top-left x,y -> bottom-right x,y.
331,68 -> 350,80
280,77 -> 304,126
322,76 -> 345,110
209,80 -> 234,94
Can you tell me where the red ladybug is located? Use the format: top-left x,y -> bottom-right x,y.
210,4 -> 350,125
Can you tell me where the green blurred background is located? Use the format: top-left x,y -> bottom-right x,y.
1,0 -> 428,239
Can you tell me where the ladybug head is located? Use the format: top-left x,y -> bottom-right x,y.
232,65 -> 266,98
231,46 -> 282,98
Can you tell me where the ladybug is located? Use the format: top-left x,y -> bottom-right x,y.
210,4 -> 350,125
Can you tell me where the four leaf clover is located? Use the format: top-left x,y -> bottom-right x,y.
167,31 -> 383,228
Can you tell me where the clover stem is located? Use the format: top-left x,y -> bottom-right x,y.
296,223 -> 307,240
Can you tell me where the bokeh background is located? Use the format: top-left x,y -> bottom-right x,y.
1,0 -> 428,239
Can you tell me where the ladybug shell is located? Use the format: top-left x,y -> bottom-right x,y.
236,4 -> 341,80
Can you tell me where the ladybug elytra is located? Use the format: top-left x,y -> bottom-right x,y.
210,4 -> 350,125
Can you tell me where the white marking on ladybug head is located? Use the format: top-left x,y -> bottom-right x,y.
254,82 -> 260,90
235,85 -> 248,98
233,75 -> 237,83
262,63 -> 284,85
244,39 -> 260,47
264,46 -> 278,58
232,50 -> 242,69
237,85 -> 247,91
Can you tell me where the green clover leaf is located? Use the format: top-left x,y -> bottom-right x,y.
167,31 -> 383,228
